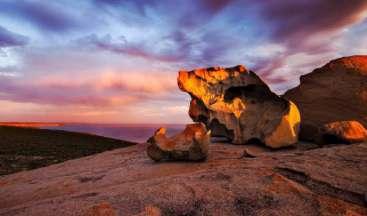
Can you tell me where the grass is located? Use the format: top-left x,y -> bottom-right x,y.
0,126 -> 136,176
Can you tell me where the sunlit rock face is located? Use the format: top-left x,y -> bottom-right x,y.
178,65 -> 301,148
317,120 -> 367,144
147,123 -> 210,161
284,56 -> 367,140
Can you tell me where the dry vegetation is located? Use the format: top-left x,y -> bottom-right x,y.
0,126 -> 135,175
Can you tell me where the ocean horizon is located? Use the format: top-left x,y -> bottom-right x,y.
42,123 -> 186,143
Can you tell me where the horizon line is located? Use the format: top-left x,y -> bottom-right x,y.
0,121 -> 189,125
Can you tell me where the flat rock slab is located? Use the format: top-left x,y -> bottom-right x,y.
0,142 -> 366,216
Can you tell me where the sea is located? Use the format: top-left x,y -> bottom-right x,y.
42,123 -> 186,143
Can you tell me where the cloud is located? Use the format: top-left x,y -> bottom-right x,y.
0,66 -> 21,77
0,79 -> 114,107
0,26 -> 28,47
93,0 -> 157,15
75,28 -> 241,67
0,1 -> 79,32
200,0 -> 234,13
97,72 -> 177,93
76,34 -> 186,62
68,1 -> 250,68
74,31 -> 210,65
94,0 -> 232,26
175,0 -> 234,29
0,71 -> 177,107
231,0 -> 367,91
260,0 -> 367,39
1,0 -> 367,122
0,78 -> 140,107
246,0 -> 367,56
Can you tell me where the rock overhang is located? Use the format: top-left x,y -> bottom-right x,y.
178,65 -> 301,148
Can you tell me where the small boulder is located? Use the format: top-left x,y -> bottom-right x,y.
317,120 -> 367,144
147,123 -> 210,161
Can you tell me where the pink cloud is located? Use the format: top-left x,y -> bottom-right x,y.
97,72 -> 177,93
0,70 -> 177,108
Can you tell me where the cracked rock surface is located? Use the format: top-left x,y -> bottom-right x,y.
178,65 -> 301,148
1,142 -> 366,216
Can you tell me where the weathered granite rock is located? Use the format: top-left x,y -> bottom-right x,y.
178,65 -> 301,148
147,123 -> 210,161
317,120 -> 367,144
1,141 -> 366,216
284,56 -> 367,140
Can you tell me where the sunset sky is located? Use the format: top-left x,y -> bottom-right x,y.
0,0 -> 367,123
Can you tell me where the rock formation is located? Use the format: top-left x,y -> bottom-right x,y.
147,123 -> 210,161
316,120 -> 367,144
283,56 -> 367,140
178,65 -> 301,148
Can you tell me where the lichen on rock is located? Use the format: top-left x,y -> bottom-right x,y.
178,65 -> 301,148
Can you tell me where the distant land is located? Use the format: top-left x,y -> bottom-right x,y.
0,122 -> 186,143
0,125 -> 136,175
0,122 -> 64,128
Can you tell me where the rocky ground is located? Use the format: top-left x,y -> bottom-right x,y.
0,141 -> 366,216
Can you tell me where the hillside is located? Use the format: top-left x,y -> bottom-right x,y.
0,126 -> 136,175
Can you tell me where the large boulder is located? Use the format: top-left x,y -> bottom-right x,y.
316,120 -> 367,144
283,56 -> 367,140
178,65 -> 301,148
147,123 -> 210,161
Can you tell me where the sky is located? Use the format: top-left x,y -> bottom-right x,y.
0,0 -> 367,124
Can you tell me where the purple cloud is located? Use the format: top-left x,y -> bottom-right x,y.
76,33 -> 194,63
76,29 -> 241,67
249,0 -> 367,53
0,1 -> 79,32
262,0 -> 367,37
76,34 -> 187,62
0,26 -> 28,47
176,0 -> 233,29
